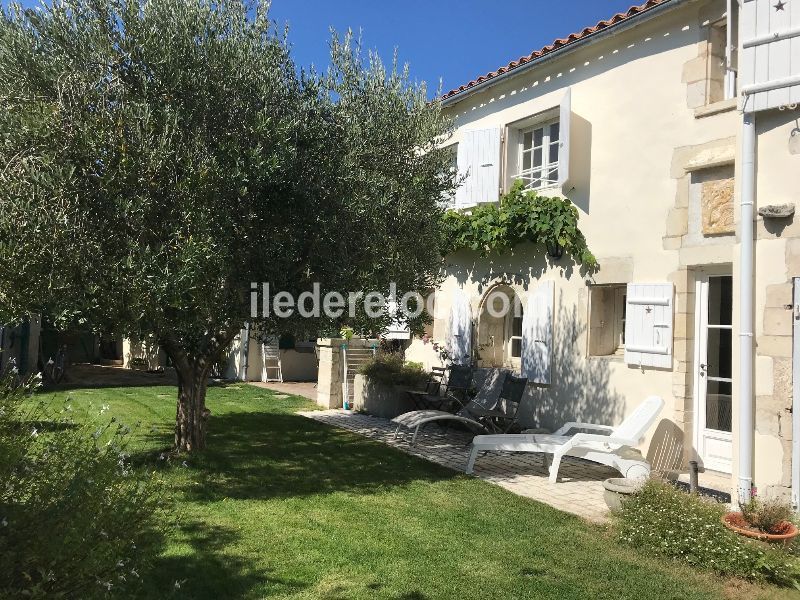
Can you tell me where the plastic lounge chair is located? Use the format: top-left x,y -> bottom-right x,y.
466,374 -> 528,434
393,371 -> 526,445
465,396 -> 665,483
406,365 -> 472,412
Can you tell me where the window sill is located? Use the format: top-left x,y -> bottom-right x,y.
694,98 -> 738,120
588,354 -> 625,363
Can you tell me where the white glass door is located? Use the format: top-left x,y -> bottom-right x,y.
694,275 -> 733,473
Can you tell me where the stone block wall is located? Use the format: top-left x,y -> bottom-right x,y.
316,338 -> 344,409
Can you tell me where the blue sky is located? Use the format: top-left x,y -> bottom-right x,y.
268,1 -> 641,94
9,0 -> 641,94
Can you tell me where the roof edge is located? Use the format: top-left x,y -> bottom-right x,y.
441,0 -> 688,107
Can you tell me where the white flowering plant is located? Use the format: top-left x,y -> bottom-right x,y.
615,479 -> 800,588
0,367 -> 164,598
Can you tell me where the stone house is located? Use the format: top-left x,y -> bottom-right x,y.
405,0 -> 800,502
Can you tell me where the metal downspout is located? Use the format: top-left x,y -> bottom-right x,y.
738,111 -> 756,503
793,279 -> 800,507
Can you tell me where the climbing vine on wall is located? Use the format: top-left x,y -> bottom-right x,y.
439,180 -> 597,268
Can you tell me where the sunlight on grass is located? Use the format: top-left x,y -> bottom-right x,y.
36,383 -> 793,600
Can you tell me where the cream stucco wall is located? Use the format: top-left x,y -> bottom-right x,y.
123,335 -> 164,371
225,331 -> 318,382
408,0 -> 800,497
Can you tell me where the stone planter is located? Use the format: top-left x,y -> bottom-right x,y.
602,477 -> 644,512
352,374 -> 416,420
721,513 -> 800,544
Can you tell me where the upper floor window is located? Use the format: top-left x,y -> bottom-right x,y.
707,14 -> 737,104
517,119 -> 560,191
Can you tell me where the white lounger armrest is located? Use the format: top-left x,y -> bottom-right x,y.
553,422 -> 615,436
560,433 -> 639,452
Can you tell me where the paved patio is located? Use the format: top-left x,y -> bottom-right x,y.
251,381 -> 317,401
298,409 -> 615,523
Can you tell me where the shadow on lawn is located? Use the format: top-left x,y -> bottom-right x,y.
138,520 -> 308,599
135,409 -> 452,598
183,410 -> 455,502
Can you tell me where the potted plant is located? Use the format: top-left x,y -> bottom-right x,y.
354,354 -> 429,419
722,490 -> 799,544
602,477 -> 645,511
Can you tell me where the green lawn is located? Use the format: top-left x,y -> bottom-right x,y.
40,383 -> 795,600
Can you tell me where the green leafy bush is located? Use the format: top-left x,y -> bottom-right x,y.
616,479 -> 800,588
0,368 -> 163,598
439,180 -> 597,267
358,354 -> 429,388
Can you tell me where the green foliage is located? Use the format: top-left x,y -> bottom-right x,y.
440,180 -> 596,267
0,368 -> 163,598
0,0 -> 454,344
357,354 -> 429,388
740,495 -> 795,534
32,384 -> 789,599
0,0 -> 455,448
616,480 -> 800,588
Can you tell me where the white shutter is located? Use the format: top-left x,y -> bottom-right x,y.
384,300 -> 410,340
624,283 -> 674,369
448,290 -> 472,365
455,128 -> 501,209
521,281 -> 554,385
504,126 -> 519,194
740,0 -> 800,111
558,88 -> 572,193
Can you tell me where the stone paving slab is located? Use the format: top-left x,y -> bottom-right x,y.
298,409 -> 614,523
251,381 -> 318,401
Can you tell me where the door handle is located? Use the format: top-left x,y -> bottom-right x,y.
699,363 -> 707,377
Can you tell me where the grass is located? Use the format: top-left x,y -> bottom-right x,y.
39,382 -> 798,600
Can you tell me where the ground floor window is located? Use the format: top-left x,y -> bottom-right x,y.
509,312 -> 523,360
588,284 -> 626,357
477,285 -> 523,369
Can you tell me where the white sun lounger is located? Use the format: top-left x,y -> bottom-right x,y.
465,396 -> 665,483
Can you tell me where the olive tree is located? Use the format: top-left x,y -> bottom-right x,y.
0,0 -> 454,451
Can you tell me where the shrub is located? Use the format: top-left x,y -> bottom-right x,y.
739,495 -> 794,534
0,368 -> 163,598
615,479 -> 800,588
439,180 -> 597,267
358,354 -> 429,388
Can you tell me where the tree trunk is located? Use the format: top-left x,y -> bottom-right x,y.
161,330 -> 236,453
174,365 -> 210,452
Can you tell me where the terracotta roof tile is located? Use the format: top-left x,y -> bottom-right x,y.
442,0 -> 673,101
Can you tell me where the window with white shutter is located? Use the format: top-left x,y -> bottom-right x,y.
588,284 -> 627,357
455,128 -> 501,209
521,280 -> 554,385
516,119 -> 561,191
740,0 -> 799,112
624,283 -> 674,369
505,88 -> 573,195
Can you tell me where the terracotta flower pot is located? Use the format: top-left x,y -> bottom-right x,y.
721,512 -> 799,543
